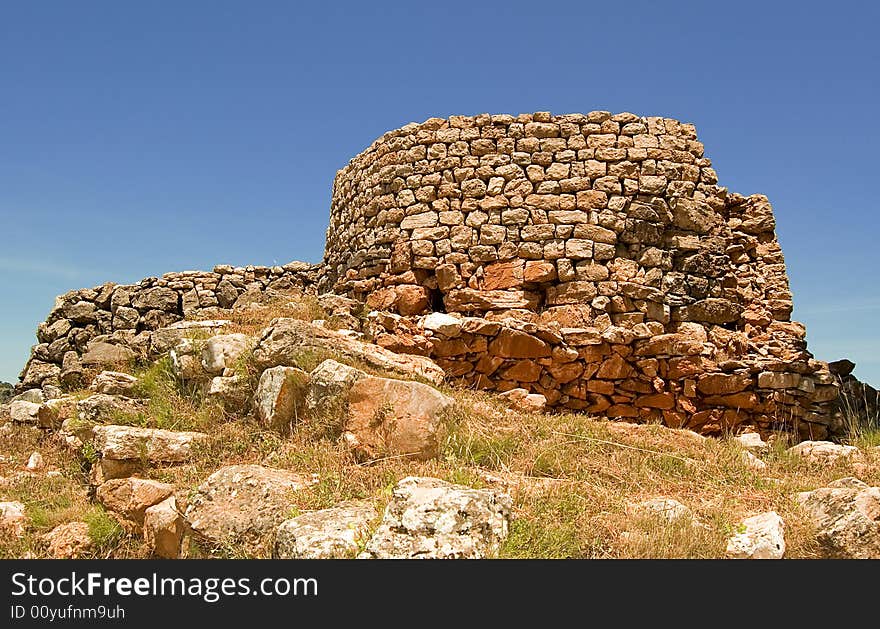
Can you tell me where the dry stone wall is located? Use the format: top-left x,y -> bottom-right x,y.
325,111 -> 841,439
17,110 -> 841,440
19,263 -> 320,390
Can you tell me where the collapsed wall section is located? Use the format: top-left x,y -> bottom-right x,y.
18,263 -> 320,390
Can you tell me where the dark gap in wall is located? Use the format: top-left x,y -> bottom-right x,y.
428,288 -> 446,313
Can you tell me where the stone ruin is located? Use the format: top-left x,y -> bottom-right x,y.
17,111 -> 843,440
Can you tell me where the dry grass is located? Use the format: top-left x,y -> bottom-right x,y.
3,295 -> 879,559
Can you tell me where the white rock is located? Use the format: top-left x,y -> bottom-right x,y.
184,464 -> 313,552
422,312 -> 462,337
9,400 -> 40,424
787,441 -> 864,466
0,501 -> 27,537
797,479 -> 880,558
726,511 -> 786,559
628,498 -> 693,524
734,431 -> 768,451
255,366 -> 309,428
742,451 -> 767,470
90,371 -> 139,396
92,424 -> 208,462
201,333 -> 255,375
275,501 -> 377,559
144,497 -> 185,559
25,452 -> 45,472
361,477 -> 511,559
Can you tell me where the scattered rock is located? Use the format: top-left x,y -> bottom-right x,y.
741,450 -> 767,471
37,396 -> 78,429
184,465 -> 313,552
90,371 -> 139,396
499,388 -> 547,413
144,497 -> 185,559
9,400 -> 40,424
25,452 -> 45,472
307,359 -> 455,460
734,431 -> 769,451
725,511 -> 786,559
0,501 -> 27,537
96,477 -> 175,528
628,498 -> 694,524
787,441 -> 864,466
797,478 -> 880,558
44,522 -> 92,558
92,424 -> 208,463
255,366 -> 309,429
204,375 -> 250,409
252,318 -> 445,384
201,333 -> 255,375
10,389 -> 43,404
76,394 -> 146,423
360,477 -> 511,559
275,501 -> 377,559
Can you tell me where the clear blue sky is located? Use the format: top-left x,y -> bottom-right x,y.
1,1 -> 878,385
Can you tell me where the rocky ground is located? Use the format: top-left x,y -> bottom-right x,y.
1,294 -> 879,559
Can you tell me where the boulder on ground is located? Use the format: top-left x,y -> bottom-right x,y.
275,501 -> 377,559
628,498 -> 694,524
360,477 -> 511,559
96,477 -> 174,528
44,522 -> 92,558
0,501 -> 27,537
92,425 -> 208,463
797,478 -> 880,558
725,511 -> 786,559
307,359 -> 454,461
787,441 -> 864,466
184,465 -> 312,553
144,497 -> 185,559
9,400 -> 40,424
255,366 -> 310,429
499,388 -> 548,413
200,333 -> 256,375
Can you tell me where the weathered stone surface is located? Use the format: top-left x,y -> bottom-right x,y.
201,333 -> 255,375
628,498 -> 694,524
97,477 -> 174,527
76,394 -> 145,423
204,375 -> 250,409
81,341 -> 136,367
252,318 -> 445,384
0,501 -> 26,537
797,479 -> 880,558
445,289 -> 540,313
92,425 -> 208,462
787,441 -> 864,466
255,366 -> 309,429
360,477 -> 511,559
499,388 -> 547,413
90,371 -> 139,396
305,359 -> 454,460
488,328 -> 550,359
275,501 -> 377,559
734,431 -> 769,451
184,465 -> 312,552
422,312 -> 462,338
9,400 -> 40,424
144,497 -> 185,559
44,522 -> 92,558
725,511 -> 786,559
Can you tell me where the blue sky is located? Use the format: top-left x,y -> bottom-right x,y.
1,1 -> 878,385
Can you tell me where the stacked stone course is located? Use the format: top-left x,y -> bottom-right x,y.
324,111 -> 840,439
19,263 -> 320,389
